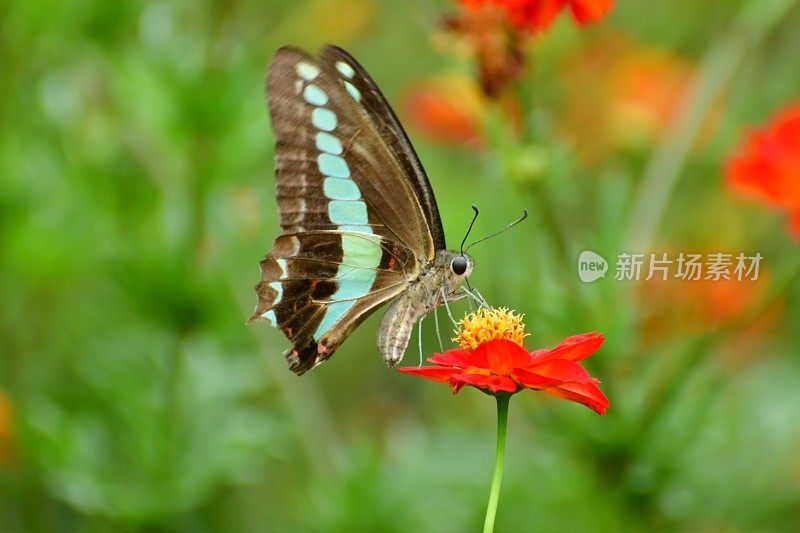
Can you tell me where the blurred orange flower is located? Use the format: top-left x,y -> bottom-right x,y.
559,36 -> 718,163
460,0 -> 613,31
401,74 -> 487,148
443,3 -> 526,98
725,103 -> 800,237
642,276 -> 772,334
401,73 -> 522,147
639,269 -> 782,369
0,392 -> 13,465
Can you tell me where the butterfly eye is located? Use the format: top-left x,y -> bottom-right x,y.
451,256 -> 468,276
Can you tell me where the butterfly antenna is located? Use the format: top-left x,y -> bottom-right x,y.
465,209 -> 528,251
460,206 -> 480,255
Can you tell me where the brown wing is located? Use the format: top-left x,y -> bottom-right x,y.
252,46 -> 440,373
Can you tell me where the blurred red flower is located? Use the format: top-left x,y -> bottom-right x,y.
460,0 -> 613,31
725,103 -> 800,237
641,274 -> 778,334
401,74 -> 486,148
399,333 -> 609,414
445,0 -> 612,97
558,35 -> 721,163
401,73 -> 523,147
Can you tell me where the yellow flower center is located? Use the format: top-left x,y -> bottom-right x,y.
453,307 -> 528,351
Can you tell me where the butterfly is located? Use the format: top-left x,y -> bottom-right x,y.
250,45 -> 475,375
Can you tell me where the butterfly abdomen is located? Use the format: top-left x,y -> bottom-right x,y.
377,294 -> 419,366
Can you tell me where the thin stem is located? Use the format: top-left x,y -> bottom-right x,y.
529,182 -> 571,268
483,394 -> 510,533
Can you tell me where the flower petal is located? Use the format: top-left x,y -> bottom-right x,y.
529,348 -> 548,359
790,209 -> 800,237
530,332 -> 605,363
511,368 -> 566,390
526,359 -> 598,384
450,380 -> 466,394
428,349 -> 473,368
544,382 -> 610,414
476,339 -> 531,374
397,366 -> 459,384
451,372 -> 518,394
569,0 -> 614,25
519,0 -> 566,30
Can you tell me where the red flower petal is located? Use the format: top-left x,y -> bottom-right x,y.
725,102 -> 800,239
428,349 -> 474,368
477,339 -> 532,374
519,0 -> 565,30
451,372 -> 518,393
526,359 -> 599,384
544,382 -> 610,414
530,332 -> 605,364
511,368 -> 567,390
459,0 -> 612,31
396,366 -> 459,384
569,0 -> 613,25
791,209 -> 800,237
450,380 -> 466,394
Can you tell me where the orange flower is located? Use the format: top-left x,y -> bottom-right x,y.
725,103 -> 800,237
399,308 -> 610,414
0,392 -> 13,465
460,0 -> 613,31
401,74 -> 486,147
559,36 -> 713,163
640,274 -> 775,335
442,3 -> 527,98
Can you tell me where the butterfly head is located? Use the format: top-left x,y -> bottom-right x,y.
449,254 -> 472,277
435,249 -> 473,297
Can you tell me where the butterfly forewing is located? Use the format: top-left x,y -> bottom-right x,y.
252,46 -> 441,374
320,46 -> 446,250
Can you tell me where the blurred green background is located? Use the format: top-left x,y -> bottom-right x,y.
2,0 -> 800,531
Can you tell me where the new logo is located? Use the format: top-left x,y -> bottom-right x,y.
578,251 -> 608,283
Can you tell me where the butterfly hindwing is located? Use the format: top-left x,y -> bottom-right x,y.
253,231 -> 416,373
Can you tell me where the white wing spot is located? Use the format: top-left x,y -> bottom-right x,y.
276,258 -> 288,279
336,61 -> 355,79
296,62 -> 320,81
262,310 -> 277,326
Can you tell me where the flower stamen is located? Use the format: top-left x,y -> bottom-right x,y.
453,307 -> 528,351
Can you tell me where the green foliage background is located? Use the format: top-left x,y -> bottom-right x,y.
1,0 -> 799,531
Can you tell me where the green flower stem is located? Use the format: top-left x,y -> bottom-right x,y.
483,394 -> 510,533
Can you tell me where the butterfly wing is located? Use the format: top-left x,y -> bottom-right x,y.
320,46 -> 446,250
251,46 -> 441,374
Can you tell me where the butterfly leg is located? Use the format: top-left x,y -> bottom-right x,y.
433,307 -> 444,352
475,288 -> 490,307
462,286 -> 489,308
440,287 -> 457,326
465,280 -> 476,311
417,314 -> 425,366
